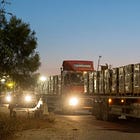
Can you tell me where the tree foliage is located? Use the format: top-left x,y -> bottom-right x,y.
0,0 -> 41,89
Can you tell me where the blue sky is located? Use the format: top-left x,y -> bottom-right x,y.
7,0 -> 140,75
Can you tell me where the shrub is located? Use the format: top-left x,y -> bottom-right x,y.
0,112 -> 56,139
0,113 -> 21,140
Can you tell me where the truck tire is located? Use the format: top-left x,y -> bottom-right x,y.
94,102 -> 102,120
101,99 -> 116,121
101,100 -> 109,121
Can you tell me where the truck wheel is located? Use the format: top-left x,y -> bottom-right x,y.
96,112 -> 102,120
101,100 -> 110,121
94,102 -> 102,120
101,100 -> 116,121
102,111 -> 109,121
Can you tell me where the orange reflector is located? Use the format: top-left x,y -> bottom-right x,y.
108,98 -> 112,104
121,99 -> 124,103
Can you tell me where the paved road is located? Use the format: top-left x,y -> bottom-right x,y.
13,114 -> 140,140
0,104 -> 9,114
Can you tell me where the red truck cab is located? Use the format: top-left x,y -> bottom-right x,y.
61,60 -> 94,111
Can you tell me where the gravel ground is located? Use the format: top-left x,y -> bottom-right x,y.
13,128 -> 140,140
0,106 -> 140,140
12,116 -> 140,140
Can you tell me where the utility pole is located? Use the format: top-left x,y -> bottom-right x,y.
97,55 -> 102,71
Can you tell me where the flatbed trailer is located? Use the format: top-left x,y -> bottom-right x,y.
91,63 -> 140,121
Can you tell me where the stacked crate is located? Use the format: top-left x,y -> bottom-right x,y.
91,63 -> 140,95
118,66 -> 125,94
104,69 -> 112,94
48,76 -> 54,95
84,72 -> 89,93
98,70 -> 105,94
133,63 -> 140,94
93,71 -> 99,94
57,75 -> 62,95
88,72 -> 94,94
124,64 -> 134,94
53,76 -> 58,95
111,68 -> 119,94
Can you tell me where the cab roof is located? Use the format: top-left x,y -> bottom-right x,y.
62,60 -> 94,71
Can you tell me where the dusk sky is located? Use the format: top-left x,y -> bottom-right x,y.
8,0 -> 140,76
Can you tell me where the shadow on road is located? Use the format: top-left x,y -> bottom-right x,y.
99,118 -> 140,133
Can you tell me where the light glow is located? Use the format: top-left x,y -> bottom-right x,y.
108,98 -> 112,104
69,97 -> 79,106
6,95 -> 12,102
39,76 -> 47,82
25,95 -> 32,102
121,99 -> 124,103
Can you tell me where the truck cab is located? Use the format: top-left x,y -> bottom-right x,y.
61,60 -> 94,112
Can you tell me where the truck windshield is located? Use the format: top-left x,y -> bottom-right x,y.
64,72 -> 84,85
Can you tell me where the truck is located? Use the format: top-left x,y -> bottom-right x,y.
45,60 -> 94,113
1,90 -> 41,117
44,60 -> 140,120
91,63 -> 140,121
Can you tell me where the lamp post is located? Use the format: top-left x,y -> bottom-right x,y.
97,55 -> 102,71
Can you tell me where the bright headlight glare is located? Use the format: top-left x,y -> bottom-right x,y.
6,95 -> 11,102
25,95 -> 32,102
69,97 -> 79,106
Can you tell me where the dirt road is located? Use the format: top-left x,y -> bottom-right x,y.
12,115 -> 140,140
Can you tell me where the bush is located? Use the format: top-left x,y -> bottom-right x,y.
0,112 -> 56,139
0,113 -> 22,140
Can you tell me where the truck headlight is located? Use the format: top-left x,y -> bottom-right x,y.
5,95 -> 12,102
25,95 -> 32,102
69,97 -> 79,106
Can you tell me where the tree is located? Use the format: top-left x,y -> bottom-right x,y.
0,1 -> 41,89
0,0 -> 11,75
2,16 -> 41,89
